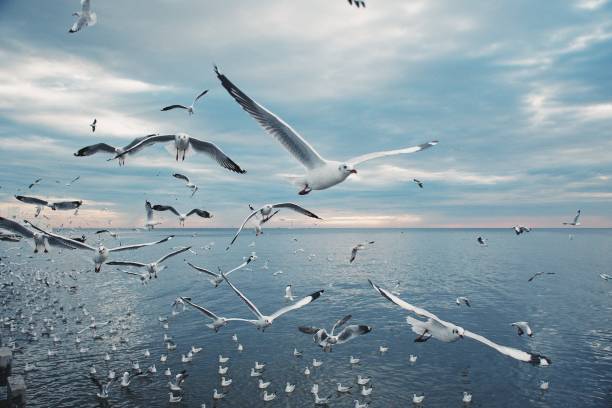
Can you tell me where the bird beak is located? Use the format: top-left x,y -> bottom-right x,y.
350,169 -> 358,174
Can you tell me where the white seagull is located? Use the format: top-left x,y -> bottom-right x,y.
107,247 -> 191,279
0,217 -> 75,254
179,296 -> 252,332
227,203 -> 322,249
513,225 -> 531,235
152,204 -> 212,227
350,241 -> 375,263
299,314 -> 372,352
215,66 -> 438,195
284,285 -> 295,301
222,273 -> 324,331
172,173 -> 198,196
69,0 -> 97,33
511,321 -> 533,337
187,254 -> 256,287
456,297 -> 471,307
15,195 -> 82,216
563,210 -> 581,226
23,220 -> 173,272
74,134 -> 158,166
368,280 -> 551,365
162,90 -> 209,116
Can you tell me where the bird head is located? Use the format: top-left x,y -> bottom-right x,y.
339,163 -> 357,176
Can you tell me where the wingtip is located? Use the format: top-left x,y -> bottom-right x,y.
530,353 -> 551,366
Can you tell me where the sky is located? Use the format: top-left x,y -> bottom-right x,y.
0,0 -> 611,228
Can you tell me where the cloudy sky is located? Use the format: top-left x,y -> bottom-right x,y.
0,0 -> 610,228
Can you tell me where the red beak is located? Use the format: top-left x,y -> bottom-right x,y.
350,169 -> 358,174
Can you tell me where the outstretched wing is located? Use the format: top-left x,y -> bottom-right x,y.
193,89 -> 209,104
222,274 -> 264,319
186,262 -> 220,278
215,66 -> 326,170
336,325 -> 372,344
331,314 -> 352,335
108,235 -> 173,252
74,143 -> 116,157
152,205 -> 180,217
172,173 -> 190,183
269,290 -> 324,321
298,326 -> 320,334
573,210 -> 581,224
0,217 -> 34,238
227,210 -> 261,248
161,105 -> 189,111
463,330 -> 551,365
271,203 -> 322,220
24,220 -> 95,251
156,246 -> 191,264
348,141 -> 438,166
15,195 -> 48,207
112,134 -> 176,159
186,208 -> 212,218
189,138 -> 246,174
368,279 -> 441,321
180,297 -> 220,320
107,261 -> 147,267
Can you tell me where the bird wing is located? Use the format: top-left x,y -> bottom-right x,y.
462,329 -> 550,365
224,256 -> 255,277
24,221 -> 95,251
81,0 -> 91,12
368,279 -> 441,321
145,201 -> 154,221
156,246 -> 191,264
50,200 -> 82,210
215,66 -> 326,170
161,105 -> 189,111
298,326 -> 321,334
573,210 -> 581,224
108,235 -> 173,252
331,314 -> 352,336
186,262 -> 220,278
227,210 -> 261,247
222,274 -> 264,319
193,89 -> 209,104
15,195 -> 49,206
122,134 -> 159,152
95,230 -> 110,234
269,290 -> 324,321
0,217 -> 34,238
107,261 -> 147,268
186,208 -> 212,218
124,271 -> 146,277
271,203 -> 322,219
172,173 -> 190,183
349,246 -> 359,263
348,141 -> 438,166
152,205 -> 181,217
336,325 -> 372,344
112,134 -> 176,159
188,138 -> 246,174
74,143 -> 116,157
69,17 -> 86,33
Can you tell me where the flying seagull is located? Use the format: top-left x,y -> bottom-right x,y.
477,236 -> 487,246
222,273 -> 324,331
172,173 -> 198,196
215,66 -> 438,195
29,178 -> 42,189
161,90 -> 209,115
456,297 -> 471,307
108,247 -> 191,279
511,321 -> 533,337
15,195 -> 82,216
528,272 -> 555,282
90,119 -> 97,132
180,296 -> 253,332
227,203 -> 322,249
513,225 -> 531,235
145,201 -> 162,230
368,280 -> 551,365
413,179 -> 423,188
0,217 -> 75,253
187,254 -> 256,287
74,134 -> 158,166
348,0 -> 366,8
152,204 -> 212,227
69,0 -> 97,33
563,210 -> 581,226
350,241 -> 375,263
600,273 -> 611,281
110,133 -> 246,172
23,220 -> 173,272
299,314 -> 372,352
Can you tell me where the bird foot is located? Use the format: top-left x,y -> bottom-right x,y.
298,186 -> 311,195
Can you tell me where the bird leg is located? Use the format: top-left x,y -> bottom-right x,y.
414,330 -> 431,342
298,185 -> 312,195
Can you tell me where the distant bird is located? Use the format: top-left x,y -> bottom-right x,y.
379,345 -> 388,353
413,178 -> 423,188
299,314 -> 371,352
462,391 -> 472,403
90,118 -> 97,132
108,247 -> 191,279
356,376 -> 370,385
511,321 -> 533,337
110,133 -> 246,171
285,382 -> 296,393
284,285 -> 295,301
513,225 -> 531,235
91,376 -> 113,399
95,229 -> 118,239
600,273 -> 611,281
337,383 -> 352,393
348,0 -> 366,8
172,173 -> 198,196
539,381 -> 549,391
563,210 -> 581,226
369,280 -> 551,365
227,203 -> 322,249
409,354 -> 418,363
145,201 -> 162,230
180,296 -> 253,332
69,0 -> 97,33
350,241 -> 375,263
162,90 -> 209,116
213,389 -> 225,400
528,272 -> 555,282
263,391 -> 276,401
152,204 -> 212,227
215,66 -> 437,195
74,134 -> 158,166
477,236 -> 487,246
187,255 -> 256,287
413,394 -> 425,404
354,400 -> 369,408
456,297 -> 471,307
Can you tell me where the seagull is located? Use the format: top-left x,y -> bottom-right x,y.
213,389 -> 225,400
90,119 -> 97,132
540,381 -> 549,391
0,217 -> 75,254
284,285 -> 295,301
144,200 -> 163,230
258,379 -> 270,389
350,356 -> 360,364
15,195 -> 82,215
162,90 -> 209,116
152,204 -> 212,227
413,394 -> 425,404
354,401 -> 369,408
528,272 -> 555,282
172,173 -> 198,196
221,376 -> 232,387
95,229 -> 119,239
350,241 -> 375,263
228,203 -> 322,249
299,314 -> 372,352
314,392 -> 332,404
513,225 -> 531,235
168,393 -> 182,403
337,383 -> 352,393
69,0 -> 97,33
356,376 -> 370,385
379,345 -> 389,353
462,391 -> 472,403
23,220 -> 173,272
263,391 -> 276,401
368,280 -> 551,365
409,354 -> 418,363
222,273 -> 324,331
348,0 -> 366,7
218,355 -> 229,363
563,210 -> 581,226
312,359 -> 323,367
187,255 -> 256,287
477,236 -> 487,246
74,134 -> 158,166
108,247 -> 190,279
360,386 -> 372,396
65,176 -> 81,186
600,273 -> 611,281
29,178 -> 42,189
91,376 -> 113,399
456,297 -> 471,307
110,133 -> 247,171
511,322 -> 533,337
215,66 -> 437,195
413,179 -> 423,188
285,382 -> 296,393
180,296 -> 252,332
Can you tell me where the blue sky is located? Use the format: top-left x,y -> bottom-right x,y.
0,0 -> 611,228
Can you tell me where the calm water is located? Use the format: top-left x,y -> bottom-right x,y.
1,228 -> 611,407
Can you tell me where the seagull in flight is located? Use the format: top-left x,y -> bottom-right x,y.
215,66 -> 438,195
107,247 -> 191,279
161,90 -> 209,116
29,178 -> 42,189
413,179 -> 423,188
348,0 -> 366,8
180,296 -> 253,332
152,204 -> 212,227
15,195 -> 82,216
110,133 -> 246,171
368,280 -> 551,366
222,273 -> 324,331
528,272 -> 555,282
23,220 -> 173,272
0,217 -> 75,254
513,225 -> 531,235
350,241 -> 375,263
227,203 -> 322,249
69,0 -> 97,33
172,173 -> 198,196
563,210 -> 581,226
90,119 -> 97,132
187,254 -> 256,287
74,134 -> 158,166
477,236 -> 487,246
456,297 -> 471,307
299,314 -> 372,352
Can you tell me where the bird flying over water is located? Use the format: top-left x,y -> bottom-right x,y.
108,246 -> 191,279
563,210 -> 581,226
513,225 -> 531,235
527,272 -> 555,282
152,204 -> 212,227
29,178 -> 42,189
350,241 -> 375,263
187,254 -> 256,287
299,314 -> 372,352
161,90 -> 209,116
172,173 -> 198,196
90,119 -> 97,132
0,217 -> 75,253
511,321 -> 533,337
413,179 -> 423,188
69,0 -> 97,33
74,134 -> 158,166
